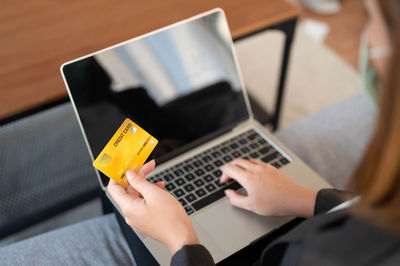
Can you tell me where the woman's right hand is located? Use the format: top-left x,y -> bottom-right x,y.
220,158 -> 317,218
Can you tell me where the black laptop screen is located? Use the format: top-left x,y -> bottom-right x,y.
62,10 -> 250,185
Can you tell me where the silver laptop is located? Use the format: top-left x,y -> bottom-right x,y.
61,9 -> 330,264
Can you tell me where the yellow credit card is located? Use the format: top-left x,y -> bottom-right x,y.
93,118 -> 158,187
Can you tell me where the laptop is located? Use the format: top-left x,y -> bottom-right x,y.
60,9 -> 330,264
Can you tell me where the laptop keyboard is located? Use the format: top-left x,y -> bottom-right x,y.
147,129 -> 290,215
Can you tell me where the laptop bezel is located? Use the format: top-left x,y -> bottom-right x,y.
60,8 -> 255,191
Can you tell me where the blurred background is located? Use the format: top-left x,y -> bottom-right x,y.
0,0 -> 366,247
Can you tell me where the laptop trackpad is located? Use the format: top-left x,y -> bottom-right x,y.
194,198 -> 290,254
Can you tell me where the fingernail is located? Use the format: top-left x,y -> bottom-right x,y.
126,170 -> 134,181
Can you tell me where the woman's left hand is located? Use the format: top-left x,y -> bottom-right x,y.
107,160 -> 199,254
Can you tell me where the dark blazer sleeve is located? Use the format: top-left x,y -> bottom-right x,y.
171,244 -> 215,266
314,189 -> 348,215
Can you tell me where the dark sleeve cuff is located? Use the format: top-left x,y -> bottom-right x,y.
314,189 -> 348,215
171,244 -> 215,266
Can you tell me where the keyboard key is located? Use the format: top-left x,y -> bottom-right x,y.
205,184 -> 216,192
174,169 -> 184,176
165,183 -> 176,191
195,188 -> 206,197
184,165 -> 194,172
203,155 -> 212,163
184,173 -> 196,181
280,158 -> 290,165
272,162 -> 281,168
250,143 -> 259,149
241,147 -> 250,153
250,152 -> 259,158
175,178 -> 186,186
212,151 -> 221,158
214,160 -> 223,167
258,139 -> 267,145
239,139 -> 248,145
223,155 -> 233,162
195,169 -> 205,177
203,174 -> 214,182
204,164 -> 214,172
185,193 -> 197,203
193,160 -> 203,167
221,147 -> 230,153
259,146 -> 271,154
215,180 -> 226,187
164,173 -> 174,181
261,152 -> 279,163
232,151 -> 241,158
213,170 -> 222,177
192,182 -> 242,211
184,184 -> 195,192
248,133 -> 258,140
185,205 -> 194,215
173,188 -> 185,197
221,140 -> 230,147
230,143 -> 239,149
194,179 -> 205,187
179,198 -> 187,206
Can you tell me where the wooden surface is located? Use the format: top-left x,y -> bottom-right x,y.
0,0 -> 298,119
292,0 -> 367,68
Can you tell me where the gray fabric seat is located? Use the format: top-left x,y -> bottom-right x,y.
0,103 -> 100,237
0,94 -> 376,266
275,93 -> 375,189
0,214 -> 136,266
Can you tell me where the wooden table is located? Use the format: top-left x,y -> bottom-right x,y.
0,0 -> 299,128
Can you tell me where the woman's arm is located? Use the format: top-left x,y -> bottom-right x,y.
171,245 -> 215,266
313,189 -> 348,215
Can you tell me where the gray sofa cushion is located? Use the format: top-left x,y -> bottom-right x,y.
275,93 -> 376,189
0,103 -> 99,236
0,214 -> 135,266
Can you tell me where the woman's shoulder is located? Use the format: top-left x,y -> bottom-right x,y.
261,210 -> 400,266
294,211 -> 400,265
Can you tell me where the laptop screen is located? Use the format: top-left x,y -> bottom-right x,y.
62,10 -> 250,186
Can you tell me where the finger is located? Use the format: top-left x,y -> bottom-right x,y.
220,163 -> 249,185
250,158 -> 265,166
155,181 -> 165,189
231,158 -> 258,171
126,169 -> 155,197
220,171 -> 231,183
138,159 -> 156,176
107,179 -> 134,207
224,189 -> 248,209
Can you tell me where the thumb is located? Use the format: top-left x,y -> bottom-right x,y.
155,181 -> 165,189
126,170 -> 153,196
224,189 -> 248,209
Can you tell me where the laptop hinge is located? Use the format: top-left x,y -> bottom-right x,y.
232,119 -> 254,133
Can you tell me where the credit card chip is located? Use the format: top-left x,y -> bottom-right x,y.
99,153 -> 112,166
